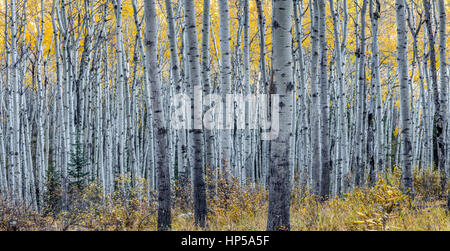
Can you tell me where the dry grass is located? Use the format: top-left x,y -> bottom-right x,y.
1,168 -> 449,231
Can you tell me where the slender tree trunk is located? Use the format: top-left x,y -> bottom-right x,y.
218,0 -> 233,176
310,0 -> 321,195
319,0 -> 330,199
144,0 -> 171,231
436,0 -> 449,208
242,0 -> 253,185
423,0 -> 445,190
370,0 -> 382,186
164,0 -> 189,189
184,0 -> 207,228
293,0 -> 308,190
354,0 -> 367,187
267,0 -> 293,231
396,0 -> 414,198
255,0 -> 269,188
202,0 -> 214,177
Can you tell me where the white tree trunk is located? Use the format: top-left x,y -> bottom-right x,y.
144,0 -> 171,230
267,0 -> 293,231
396,0 -> 414,197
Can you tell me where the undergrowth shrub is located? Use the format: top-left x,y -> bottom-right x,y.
290,176 -> 410,230
0,200 -> 55,231
0,167 -> 449,231
413,167 -> 446,201
205,170 -> 267,230
69,176 -> 158,231
173,175 -> 193,211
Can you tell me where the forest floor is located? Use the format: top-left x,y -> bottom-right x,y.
1,168 -> 449,231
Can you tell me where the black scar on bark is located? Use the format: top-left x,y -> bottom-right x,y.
286,82 -> 294,92
158,127 -> 168,136
273,20 -> 280,29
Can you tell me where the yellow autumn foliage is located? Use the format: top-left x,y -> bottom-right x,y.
1,0 -> 448,101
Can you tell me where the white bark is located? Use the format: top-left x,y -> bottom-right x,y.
267,0 -> 293,231
144,0 -> 171,230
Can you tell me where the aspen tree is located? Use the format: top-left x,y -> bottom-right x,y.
10,0 -> 23,203
318,0 -> 330,199
144,0 -> 171,230
436,0 -> 449,207
293,0 -> 309,189
184,0 -> 207,228
310,0 -> 321,195
218,0 -> 232,175
353,0 -> 367,187
202,0 -> 216,185
370,0 -> 382,185
423,0 -> 445,186
163,0 -> 189,186
267,0 -> 293,231
437,0 -> 448,194
255,0 -> 269,187
396,0 -> 414,197
242,0 -> 253,185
